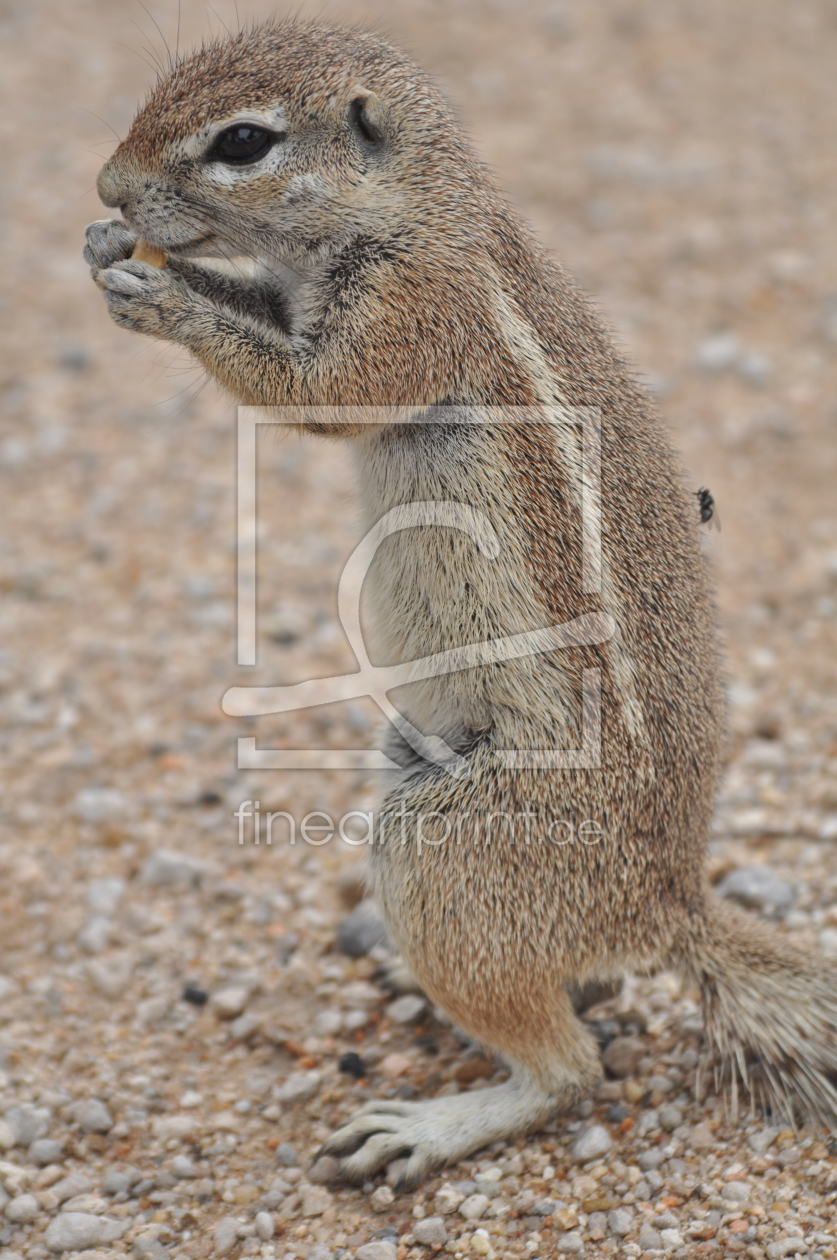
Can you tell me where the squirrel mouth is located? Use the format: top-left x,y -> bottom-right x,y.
162,231 -> 217,255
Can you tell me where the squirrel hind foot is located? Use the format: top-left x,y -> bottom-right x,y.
321,1070 -> 574,1185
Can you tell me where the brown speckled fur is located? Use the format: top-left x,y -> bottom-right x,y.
84,21 -> 837,1183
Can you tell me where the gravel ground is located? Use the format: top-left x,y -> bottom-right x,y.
2,1 -> 837,1259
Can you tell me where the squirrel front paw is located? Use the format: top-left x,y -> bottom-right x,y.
94,258 -> 195,341
83,219 -> 137,274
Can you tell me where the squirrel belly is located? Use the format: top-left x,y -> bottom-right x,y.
84,20 -> 837,1183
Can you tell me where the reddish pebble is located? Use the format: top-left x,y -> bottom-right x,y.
380,1053 -> 412,1079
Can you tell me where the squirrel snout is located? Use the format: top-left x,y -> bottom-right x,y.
97,161 -> 131,210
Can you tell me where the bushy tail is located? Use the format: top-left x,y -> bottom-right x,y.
674,893 -> 837,1125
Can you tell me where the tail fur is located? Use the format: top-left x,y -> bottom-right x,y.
675,892 -> 837,1126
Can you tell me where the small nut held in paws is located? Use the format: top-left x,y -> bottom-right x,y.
132,238 -> 169,269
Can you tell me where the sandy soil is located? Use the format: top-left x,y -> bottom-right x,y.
1,1 -> 837,1259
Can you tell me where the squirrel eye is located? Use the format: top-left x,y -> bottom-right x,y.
208,125 -> 277,164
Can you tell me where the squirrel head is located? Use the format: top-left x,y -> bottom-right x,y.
96,22 -> 473,265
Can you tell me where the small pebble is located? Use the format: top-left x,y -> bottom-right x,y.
413,1216 -> 448,1247
371,1184 -> 395,1211
458,1193 -> 489,1220
171,1154 -> 196,1179
355,1244 -> 397,1260
4,1102 -> 50,1145
210,985 -> 251,1019
308,1155 -> 340,1185
275,1142 -> 297,1166
601,1036 -> 644,1078
80,1098 -> 113,1133
133,1238 -> 170,1260
73,787 -> 126,825
255,1211 -> 274,1241
102,1169 -> 132,1196
716,864 -> 794,914
638,1147 -> 665,1171
314,1009 -> 343,1036
182,984 -> 209,1006
638,1223 -> 663,1251
28,1138 -> 64,1166
380,1053 -> 412,1079
571,1123 -> 612,1161
337,1051 -> 366,1078
86,876 -> 126,915
556,1232 -> 584,1255
141,847 -> 208,887
690,1122 -> 716,1149
765,1240 -> 809,1259
657,1105 -> 682,1130
607,1207 -> 633,1235
748,1127 -> 777,1154
301,1185 -> 333,1216
44,1212 -> 124,1253
275,1070 -> 321,1103
336,901 -> 389,957
5,1193 -> 39,1224
386,994 -> 427,1023
212,1216 -> 240,1257
434,1183 -> 465,1215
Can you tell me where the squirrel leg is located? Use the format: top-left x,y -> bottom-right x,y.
323,990 -> 599,1184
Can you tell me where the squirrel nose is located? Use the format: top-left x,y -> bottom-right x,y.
97,161 -> 129,209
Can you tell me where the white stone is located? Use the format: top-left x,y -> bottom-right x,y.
748,1127 -> 777,1154
386,994 -> 427,1024
413,1216 -> 448,1246
313,1009 -> 343,1036
434,1182 -> 465,1215
210,986 -> 250,1019
470,1229 -> 495,1258
459,1193 -> 489,1221
86,877 -> 126,915
721,1180 -> 749,1201
275,1071 -> 321,1103
212,1216 -> 240,1257
4,1103 -> 50,1146
5,1193 -> 39,1224
571,1124 -> 612,1161
301,1185 -> 333,1216
171,1154 -> 196,1179
51,1173 -> 95,1204
370,1184 -> 395,1212
356,1244 -> 397,1260
255,1210 -> 275,1240
694,331 -> 739,371
766,1240 -> 809,1259
80,1099 -> 113,1134
556,1233 -> 585,1255
73,787 -> 126,824
140,848 -> 208,887
44,1212 -> 125,1252
152,1115 -> 197,1142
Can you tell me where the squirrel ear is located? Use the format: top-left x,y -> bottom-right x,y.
348,91 -> 384,148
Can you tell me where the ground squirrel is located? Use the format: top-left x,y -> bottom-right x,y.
84,21 -> 837,1183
